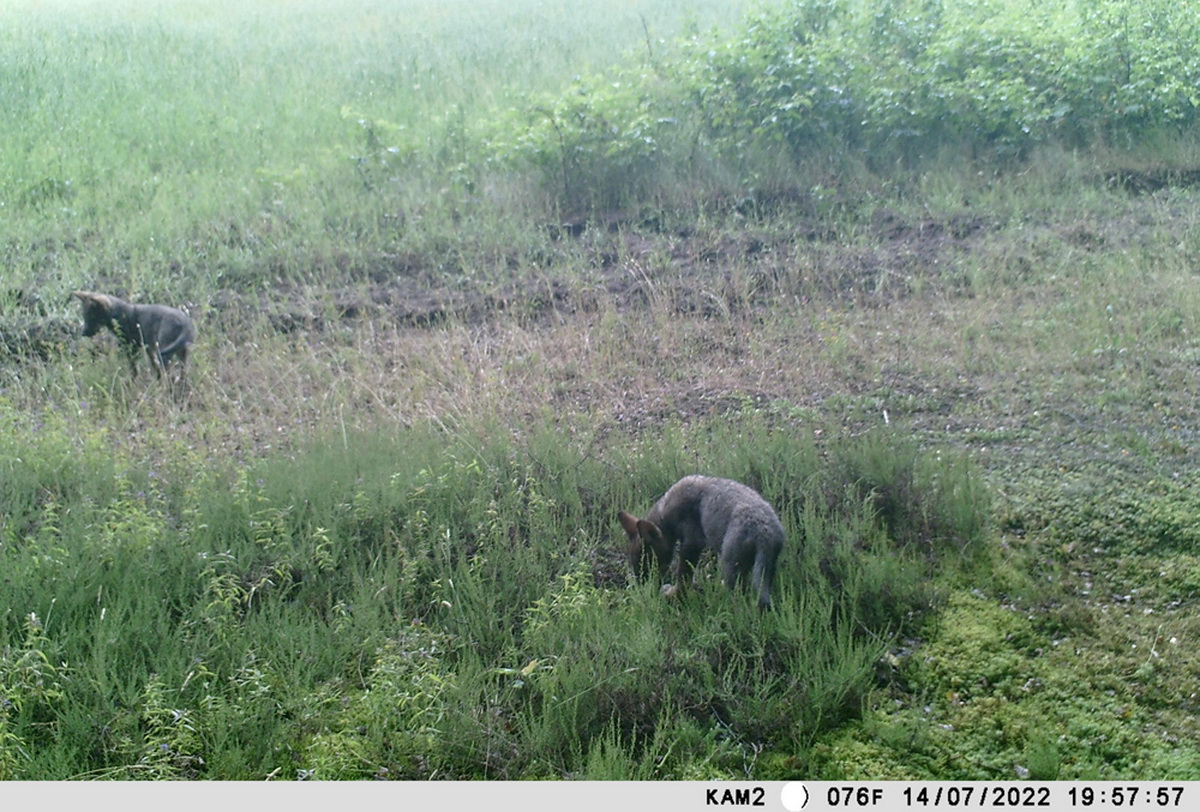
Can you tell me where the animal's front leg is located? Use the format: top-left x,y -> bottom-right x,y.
668,547 -> 703,598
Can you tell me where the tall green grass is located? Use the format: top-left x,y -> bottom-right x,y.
0,0 -> 753,299
0,399 -> 987,778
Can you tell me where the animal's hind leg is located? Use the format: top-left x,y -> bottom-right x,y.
720,551 -> 742,591
148,342 -> 166,379
751,549 -> 777,610
168,349 -> 191,405
720,530 -> 754,592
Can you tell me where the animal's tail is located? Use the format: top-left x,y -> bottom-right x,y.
155,328 -> 193,360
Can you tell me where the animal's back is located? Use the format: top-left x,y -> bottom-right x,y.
122,303 -> 195,362
691,476 -> 783,549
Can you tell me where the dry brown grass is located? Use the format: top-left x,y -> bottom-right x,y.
9,171 -> 1200,487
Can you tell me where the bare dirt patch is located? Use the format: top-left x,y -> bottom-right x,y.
179,205 -> 1005,338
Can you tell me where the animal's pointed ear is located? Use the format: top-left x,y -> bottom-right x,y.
637,519 -> 666,548
636,518 -> 671,564
72,290 -> 93,302
618,510 -> 641,539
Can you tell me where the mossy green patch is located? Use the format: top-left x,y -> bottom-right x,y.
811,587 -> 1200,779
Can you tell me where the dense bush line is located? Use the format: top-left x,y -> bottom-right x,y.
497,0 -> 1200,210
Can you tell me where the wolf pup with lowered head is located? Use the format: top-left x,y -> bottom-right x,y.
619,475 -> 785,610
73,291 -> 195,381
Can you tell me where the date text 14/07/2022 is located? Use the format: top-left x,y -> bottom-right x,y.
893,785 -> 1187,809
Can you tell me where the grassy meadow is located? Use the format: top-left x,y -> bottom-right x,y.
3,0 -> 1200,780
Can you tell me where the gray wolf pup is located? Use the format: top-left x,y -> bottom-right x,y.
72,290 -> 195,381
618,475 -> 785,610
